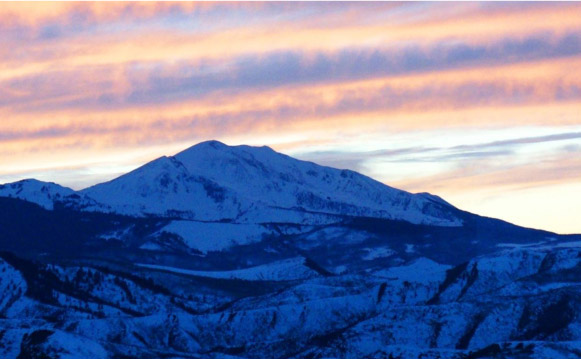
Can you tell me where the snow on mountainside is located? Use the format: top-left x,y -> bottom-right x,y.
81,140 -> 462,226
0,140 -> 581,359
0,179 -> 75,210
137,256 -> 319,281
80,155 -> 244,220
157,220 -> 272,253
1,242 -> 581,359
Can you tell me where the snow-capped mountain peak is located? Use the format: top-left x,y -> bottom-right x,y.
79,141 -> 462,226
0,179 -> 75,210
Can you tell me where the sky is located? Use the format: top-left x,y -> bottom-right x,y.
0,2 -> 580,234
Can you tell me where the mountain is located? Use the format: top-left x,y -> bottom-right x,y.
0,179 -> 75,210
81,140 -> 461,226
0,140 -> 580,359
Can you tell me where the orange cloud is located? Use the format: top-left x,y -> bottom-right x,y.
1,3 -> 580,83
0,59 -> 578,146
390,151 -> 581,194
0,2 -> 235,28
3,55 -> 580,139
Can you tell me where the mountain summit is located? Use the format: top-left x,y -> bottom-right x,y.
81,140 -> 461,226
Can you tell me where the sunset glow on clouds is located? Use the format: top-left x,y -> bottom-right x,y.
1,2 -> 580,233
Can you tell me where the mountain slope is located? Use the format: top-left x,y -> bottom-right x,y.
80,155 -> 244,221
0,179 -> 75,210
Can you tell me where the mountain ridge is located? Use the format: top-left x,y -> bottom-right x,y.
4,140 -> 463,227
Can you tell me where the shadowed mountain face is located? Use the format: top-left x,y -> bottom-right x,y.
0,141 -> 580,359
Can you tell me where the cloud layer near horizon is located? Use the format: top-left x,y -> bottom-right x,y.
1,2 -> 580,233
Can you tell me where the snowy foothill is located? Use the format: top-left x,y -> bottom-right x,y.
137,257 -> 319,281
158,220 -> 271,253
